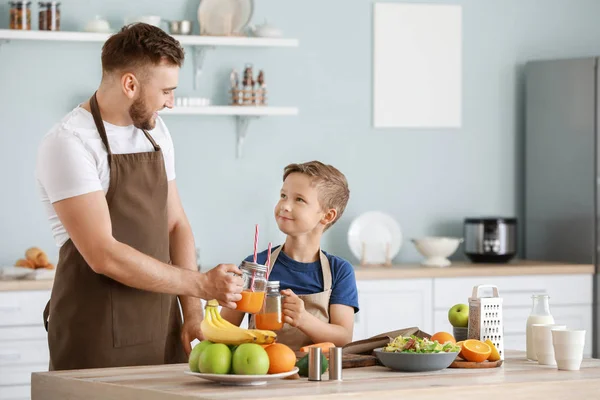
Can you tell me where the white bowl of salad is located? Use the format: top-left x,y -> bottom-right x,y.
373,335 -> 460,372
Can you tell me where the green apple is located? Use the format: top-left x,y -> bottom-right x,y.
188,340 -> 213,372
231,343 -> 270,375
448,303 -> 469,327
198,343 -> 232,374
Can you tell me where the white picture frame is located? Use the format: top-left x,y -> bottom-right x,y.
373,3 -> 462,128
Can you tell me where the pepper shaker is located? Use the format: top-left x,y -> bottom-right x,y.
328,347 -> 343,381
308,347 -> 322,381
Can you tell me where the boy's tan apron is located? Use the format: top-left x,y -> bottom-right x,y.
42,92 -> 186,371
249,246 -> 332,350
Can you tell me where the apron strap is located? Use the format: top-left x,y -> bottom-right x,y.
89,92 -> 162,153
43,300 -> 50,332
319,251 -> 333,291
269,246 -> 333,291
89,92 -> 112,155
142,129 -> 161,151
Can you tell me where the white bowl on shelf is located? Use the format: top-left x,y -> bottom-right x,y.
411,237 -> 463,267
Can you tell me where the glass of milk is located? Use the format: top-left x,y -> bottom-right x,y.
526,294 -> 554,361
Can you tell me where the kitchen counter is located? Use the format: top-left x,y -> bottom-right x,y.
352,260 -> 594,279
0,260 -> 594,291
31,351 -> 600,400
0,278 -> 54,291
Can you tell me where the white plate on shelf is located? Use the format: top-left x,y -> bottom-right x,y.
184,367 -> 298,386
347,211 -> 403,264
0,266 -> 35,280
0,266 -> 55,280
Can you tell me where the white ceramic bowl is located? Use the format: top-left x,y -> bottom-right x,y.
411,237 -> 463,267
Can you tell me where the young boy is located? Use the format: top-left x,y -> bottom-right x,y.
221,161 -> 359,350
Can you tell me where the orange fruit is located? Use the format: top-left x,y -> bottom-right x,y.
485,339 -> 501,361
260,344 -> 272,349
455,341 -> 465,359
264,343 -> 296,374
460,339 -> 491,362
430,331 -> 456,345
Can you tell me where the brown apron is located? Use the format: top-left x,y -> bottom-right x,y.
249,246 -> 332,350
42,93 -> 186,370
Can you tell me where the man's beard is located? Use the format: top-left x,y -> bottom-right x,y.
129,94 -> 156,131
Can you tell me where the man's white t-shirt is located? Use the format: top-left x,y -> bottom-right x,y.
36,106 -> 176,248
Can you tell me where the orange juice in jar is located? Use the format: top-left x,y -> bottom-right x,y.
235,261 -> 267,314
256,281 -> 284,330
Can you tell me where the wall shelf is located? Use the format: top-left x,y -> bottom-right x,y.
0,29 -> 299,47
0,29 -> 300,159
160,106 -> 298,116
160,106 -> 299,158
0,29 -> 298,88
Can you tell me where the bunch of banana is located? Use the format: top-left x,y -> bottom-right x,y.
201,300 -> 277,345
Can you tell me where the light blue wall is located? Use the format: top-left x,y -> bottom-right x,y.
2,0 -> 600,268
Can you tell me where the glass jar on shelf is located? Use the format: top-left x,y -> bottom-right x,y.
38,1 -> 61,31
9,1 -> 32,30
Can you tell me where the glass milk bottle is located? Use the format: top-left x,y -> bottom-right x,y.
526,294 -> 554,361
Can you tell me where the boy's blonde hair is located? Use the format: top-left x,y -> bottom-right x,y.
283,161 -> 350,230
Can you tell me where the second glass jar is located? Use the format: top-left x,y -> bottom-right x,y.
38,1 -> 60,31
256,281 -> 284,331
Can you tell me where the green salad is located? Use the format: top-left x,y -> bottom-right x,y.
382,335 -> 461,354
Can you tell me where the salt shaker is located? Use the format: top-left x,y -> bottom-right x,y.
328,347 -> 343,381
308,347 -> 322,381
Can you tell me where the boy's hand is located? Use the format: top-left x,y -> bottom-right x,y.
281,289 -> 306,328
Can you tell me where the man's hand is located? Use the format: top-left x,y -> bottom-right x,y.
180,315 -> 205,356
199,264 -> 244,308
281,289 -> 307,328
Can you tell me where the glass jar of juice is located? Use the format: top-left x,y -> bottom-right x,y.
256,281 -> 283,331
235,261 -> 267,314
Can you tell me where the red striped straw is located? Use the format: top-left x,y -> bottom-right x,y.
253,224 -> 259,263
265,242 -> 272,280
250,224 -> 259,292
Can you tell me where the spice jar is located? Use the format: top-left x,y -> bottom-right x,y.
256,281 -> 283,330
234,261 -> 267,314
38,1 -> 60,31
9,1 -> 31,30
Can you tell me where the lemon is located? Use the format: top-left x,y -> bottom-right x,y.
485,339 -> 501,361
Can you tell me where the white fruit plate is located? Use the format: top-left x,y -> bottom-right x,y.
184,367 -> 299,386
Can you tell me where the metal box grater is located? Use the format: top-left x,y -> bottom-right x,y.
467,285 -> 504,360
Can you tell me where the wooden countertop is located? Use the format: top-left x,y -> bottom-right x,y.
0,260 -> 594,292
0,278 -> 54,291
352,260 -> 595,279
31,351 -> 600,400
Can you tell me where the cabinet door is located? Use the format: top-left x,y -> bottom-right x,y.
0,364 -> 47,386
357,279 -> 433,339
0,290 -> 51,327
352,309 -> 367,341
0,384 -> 29,400
433,275 -> 592,309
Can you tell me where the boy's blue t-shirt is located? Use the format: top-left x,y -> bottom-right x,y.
244,246 -> 359,313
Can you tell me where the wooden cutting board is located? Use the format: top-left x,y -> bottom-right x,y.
295,351 -> 379,369
449,359 -> 503,369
